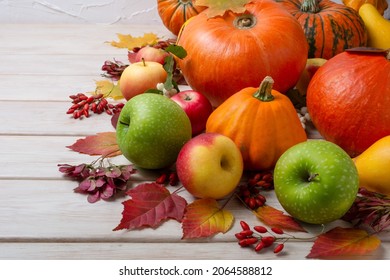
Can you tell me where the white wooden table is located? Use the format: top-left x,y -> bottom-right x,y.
0,24 -> 389,260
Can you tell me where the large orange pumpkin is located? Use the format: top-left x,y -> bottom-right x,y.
157,0 -> 206,36
306,50 -> 390,157
176,0 -> 308,107
276,0 -> 368,59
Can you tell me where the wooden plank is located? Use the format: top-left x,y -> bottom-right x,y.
0,24 -> 174,55
0,101 -> 115,136
0,75 -> 101,101
0,135 -> 160,180
0,53 -> 128,76
2,241 -> 389,260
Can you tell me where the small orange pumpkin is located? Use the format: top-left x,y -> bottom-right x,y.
157,0 -> 206,35
206,76 -> 307,171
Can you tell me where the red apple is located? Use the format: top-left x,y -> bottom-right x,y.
119,60 -> 167,100
134,46 -> 170,65
170,90 -> 213,136
176,132 -> 244,199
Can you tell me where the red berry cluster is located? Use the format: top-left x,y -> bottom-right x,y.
155,171 -> 179,186
101,59 -> 128,80
58,161 -> 136,203
66,93 -> 125,119
235,221 -> 285,254
237,172 -> 274,210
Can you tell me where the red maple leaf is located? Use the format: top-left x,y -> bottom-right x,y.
307,227 -> 381,259
113,183 -> 187,231
255,205 -> 307,232
67,132 -> 121,157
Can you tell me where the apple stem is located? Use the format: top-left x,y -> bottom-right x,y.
142,57 -> 146,67
253,76 -> 275,102
308,173 -> 319,182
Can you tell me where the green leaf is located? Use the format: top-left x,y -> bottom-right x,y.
163,55 -> 176,91
165,44 -> 187,59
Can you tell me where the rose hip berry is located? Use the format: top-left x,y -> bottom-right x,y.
67,93 -> 124,119
234,221 -> 291,255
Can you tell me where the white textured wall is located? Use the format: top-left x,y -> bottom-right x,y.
0,0 -> 388,24
0,0 -> 161,24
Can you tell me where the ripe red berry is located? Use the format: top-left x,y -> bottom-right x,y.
240,220 -> 250,231
273,243 -> 284,254
271,227 -> 284,235
254,225 -> 268,234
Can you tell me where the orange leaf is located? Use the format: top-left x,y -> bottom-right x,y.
113,183 -> 187,231
67,132 -> 121,157
255,205 -> 307,232
108,33 -> 159,49
195,0 -> 251,17
307,227 -> 381,259
182,198 -> 234,239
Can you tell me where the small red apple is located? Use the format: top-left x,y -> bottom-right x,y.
170,90 -> 213,136
119,60 -> 167,100
134,46 -> 170,65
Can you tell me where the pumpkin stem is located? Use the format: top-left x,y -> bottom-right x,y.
234,14 -> 257,29
301,0 -> 320,13
253,76 -> 275,102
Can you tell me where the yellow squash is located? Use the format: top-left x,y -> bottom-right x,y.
353,135 -> 390,196
359,3 -> 390,49
343,0 -> 388,15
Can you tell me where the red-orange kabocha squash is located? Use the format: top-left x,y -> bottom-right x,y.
176,0 -> 308,107
157,0 -> 206,35
276,0 -> 368,59
306,50 -> 390,157
206,76 -> 307,171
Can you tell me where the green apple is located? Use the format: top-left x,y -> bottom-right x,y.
116,93 -> 192,170
273,140 -> 359,225
176,132 -> 244,199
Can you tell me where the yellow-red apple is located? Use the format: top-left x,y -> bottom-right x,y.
176,133 -> 244,199
119,60 -> 167,100
134,46 -> 170,65
296,58 -> 327,96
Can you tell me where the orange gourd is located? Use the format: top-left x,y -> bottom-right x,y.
157,0 -> 206,35
276,0 -> 368,59
306,50 -> 390,157
206,76 -> 307,171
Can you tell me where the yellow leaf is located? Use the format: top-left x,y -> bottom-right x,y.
108,33 -> 159,49
195,0 -> 251,17
89,80 -> 123,100
181,198 -> 234,239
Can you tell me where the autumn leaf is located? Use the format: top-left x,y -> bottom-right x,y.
88,80 -> 123,100
307,227 -> 381,259
255,205 -> 307,232
113,183 -> 187,231
108,33 -> 159,49
181,198 -> 234,239
67,132 -> 121,158
195,0 -> 252,18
